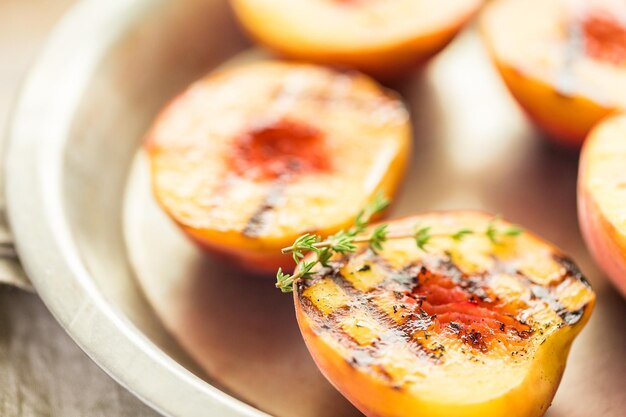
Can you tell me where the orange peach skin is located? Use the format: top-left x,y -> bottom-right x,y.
492,63 -> 614,147
230,0 -> 484,79
578,115 -> 626,297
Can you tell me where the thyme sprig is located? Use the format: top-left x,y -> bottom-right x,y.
276,195 -> 523,293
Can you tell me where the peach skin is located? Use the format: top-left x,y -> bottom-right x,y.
230,0 -> 484,79
578,113 -> 626,297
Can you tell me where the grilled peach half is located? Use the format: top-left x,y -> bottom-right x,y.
145,61 -> 411,274
294,212 -> 594,417
579,114 -> 626,297
230,0 -> 484,79
481,0 -> 626,147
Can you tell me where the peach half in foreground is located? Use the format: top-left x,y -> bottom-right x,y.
145,61 -> 411,274
294,212 -> 594,417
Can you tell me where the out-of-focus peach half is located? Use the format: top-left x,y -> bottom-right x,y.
229,0 -> 484,79
579,114 -> 626,297
481,0 -> 626,147
295,212 -> 594,417
145,61 -> 411,274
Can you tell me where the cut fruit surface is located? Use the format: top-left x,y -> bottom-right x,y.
145,61 -> 411,273
294,212 -> 594,417
578,113 -> 626,297
230,0 -> 483,78
481,0 -> 626,146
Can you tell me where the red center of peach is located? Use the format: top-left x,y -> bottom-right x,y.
230,118 -> 331,181
582,10 -> 626,65
400,268 -> 532,352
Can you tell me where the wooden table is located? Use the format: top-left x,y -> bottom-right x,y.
0,1 -> 157,415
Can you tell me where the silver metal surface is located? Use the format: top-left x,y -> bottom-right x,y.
5,0 -> 626,416
5,0 -> 264,416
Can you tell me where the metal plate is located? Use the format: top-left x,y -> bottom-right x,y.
6,0 -> 626,416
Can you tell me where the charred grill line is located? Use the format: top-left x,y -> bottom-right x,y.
334,255 -> 536,355
330,260 -> 453,363
297,257 -> 447,374
372,301 -> 443,363
295,280 -> 384,367
530,282 -> 586,326
299,246 -> 590,383
431,257 -> 500,303
267,69 -> 398,117
242,178 -> 286,237
556,11 -> 584,98
296,277 -> 349,325
515,268 -> 587,326
436,255 -> 466,284
296,279 -> 409,373
553,254 -> 592,288
558,306 -> 586,326
490,254 -> 589,326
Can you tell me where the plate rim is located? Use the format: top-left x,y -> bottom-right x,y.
4,0 -> 268,416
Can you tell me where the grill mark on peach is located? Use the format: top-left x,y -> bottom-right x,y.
295,283 -> 381,363
268,71 -> 400,118
329,257 -> 465,362
556,12 -> 584,97
298,246 -> 588,381
493,254 -> 591,326
484,252 -> 590,326
528,282 -> 586,326
297,264 -> 448,371
523,277 -> 585,325
242,178 -> 286,238
309,253 -> 532,356
296,279 -> 405,370
305,92 -> 401,115
384,263 -> 533,352
233,119 -> 332,237
296,278 -> 349,324
367,300 -> 443,362
553,254 -> 592,288
266,70 -> 355,114
295,284 -> 374,352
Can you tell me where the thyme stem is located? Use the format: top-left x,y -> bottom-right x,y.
281,231 -> 462,254
275,193 -> 523,293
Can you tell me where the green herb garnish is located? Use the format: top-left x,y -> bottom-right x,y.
276,195 -> 523,293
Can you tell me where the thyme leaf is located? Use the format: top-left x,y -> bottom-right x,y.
276,201 -> 523,292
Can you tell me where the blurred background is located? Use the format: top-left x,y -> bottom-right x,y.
0,1 -> 156,415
